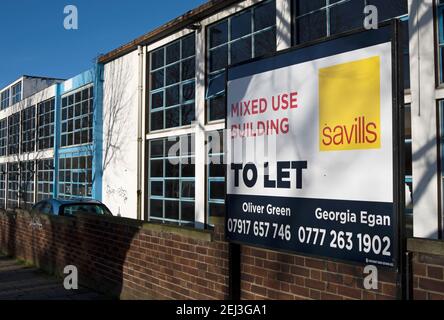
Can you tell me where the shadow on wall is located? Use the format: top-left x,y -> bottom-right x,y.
0,209 -> 140,299
95,54 -> 134,217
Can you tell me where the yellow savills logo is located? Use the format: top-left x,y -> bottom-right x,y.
319,56 -> 381,151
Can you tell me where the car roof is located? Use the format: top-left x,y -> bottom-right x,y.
40,198 -> 103,206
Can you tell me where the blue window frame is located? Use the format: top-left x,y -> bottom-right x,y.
21,105 -> 36,154
61,86 -> 94,147
37,159 -> 54,202
148,134 -> 195,225
20,161 -> 35,208
293,0 -> 410,89
149,34 -> 196,132
7,162 -> 19,209
0,119 -> 7,157
0,90 -> 9,110
11,82 -> 22,105
206,0 -> 277,122
8,113 -> 20,156
58,154 -> 93,199
0,163 -> 6,209
37,98 -> 55,150
206,130 -> 225,220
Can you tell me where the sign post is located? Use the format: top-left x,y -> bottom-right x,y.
225,22 -> 403,270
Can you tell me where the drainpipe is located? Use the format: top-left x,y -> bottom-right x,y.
137,45 -> 144,220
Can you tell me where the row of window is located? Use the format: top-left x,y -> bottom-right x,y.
61,86 -> 94,147
0,85 -> 94,157
0,155 -> 93,210
0,99 -> 54,156
145,0 -> 412,227
0,81 -> 22,110
148,0 -> 410,134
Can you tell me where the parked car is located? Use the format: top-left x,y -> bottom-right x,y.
31,198 -> 113,217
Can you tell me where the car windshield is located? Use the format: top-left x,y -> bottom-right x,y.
63,204 -> 111,216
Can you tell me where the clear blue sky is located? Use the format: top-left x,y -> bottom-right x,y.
0,0 -> 206,88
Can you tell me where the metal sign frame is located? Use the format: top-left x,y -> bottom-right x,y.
224,20 -> 405,273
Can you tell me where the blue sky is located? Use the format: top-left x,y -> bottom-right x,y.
0,0 -> 206,88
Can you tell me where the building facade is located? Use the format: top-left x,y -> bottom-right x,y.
0,0 -> 442,239
2,0 -> 444,301
99,0 -> 422,234
0,69 -> 103,210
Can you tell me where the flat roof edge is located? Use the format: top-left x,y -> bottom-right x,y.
98,0 -> 240,64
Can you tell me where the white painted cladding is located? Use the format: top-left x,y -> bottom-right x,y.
102,50 -> 139,219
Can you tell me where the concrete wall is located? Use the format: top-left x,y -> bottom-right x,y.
102,51 -> 139,219
408,0 -> 441,239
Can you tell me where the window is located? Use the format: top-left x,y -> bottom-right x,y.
20,161 -> 35,207
0,119 -> 7,157
11,82 -> 22,105
37,98 -> 55,150
206,0 -> 277,122
438,1 -> 444,83
149,34 -> 196,131
0,164 -> 6,209
8,113 -> 20,155
37,159 -> 54,202
1,90 -> 9,110
61,86 -> 94,147
58,155 -> 93,199
292,0 -> 410,89
293,0 -> 407,43
148,135 -> 195,225
7,162 -> 19,209
207,131 -> 225,219
21,106 -> 36,153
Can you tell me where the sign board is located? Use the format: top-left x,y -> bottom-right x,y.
225,24 -> 402,268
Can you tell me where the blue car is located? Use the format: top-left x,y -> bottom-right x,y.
31,198 -> 113,217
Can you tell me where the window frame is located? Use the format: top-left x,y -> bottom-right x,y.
8,112 -> 21,156
0,89 -> 10,110
37,98 -> 55,151
7,162 -> 19,209
148,33 -> 197,133
206,130 -> 226,222
11,82 -> 22,105
37,159 -> 54,202
60,85 -> 94,148
0,118 -> 8,157
0,163 -> 6,209
58,154 -> 93,200
147,134 -> 196,226
205,0 -> 277,124
292,0 -> 409,46
21,105 -> 36,154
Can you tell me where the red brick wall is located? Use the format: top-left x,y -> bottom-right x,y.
240,246 -> 398,300
3,210 -> 444,300
0,211 -> 229,300
411,251 -> 444,300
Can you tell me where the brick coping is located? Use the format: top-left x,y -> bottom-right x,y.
408,238 -> 444,256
